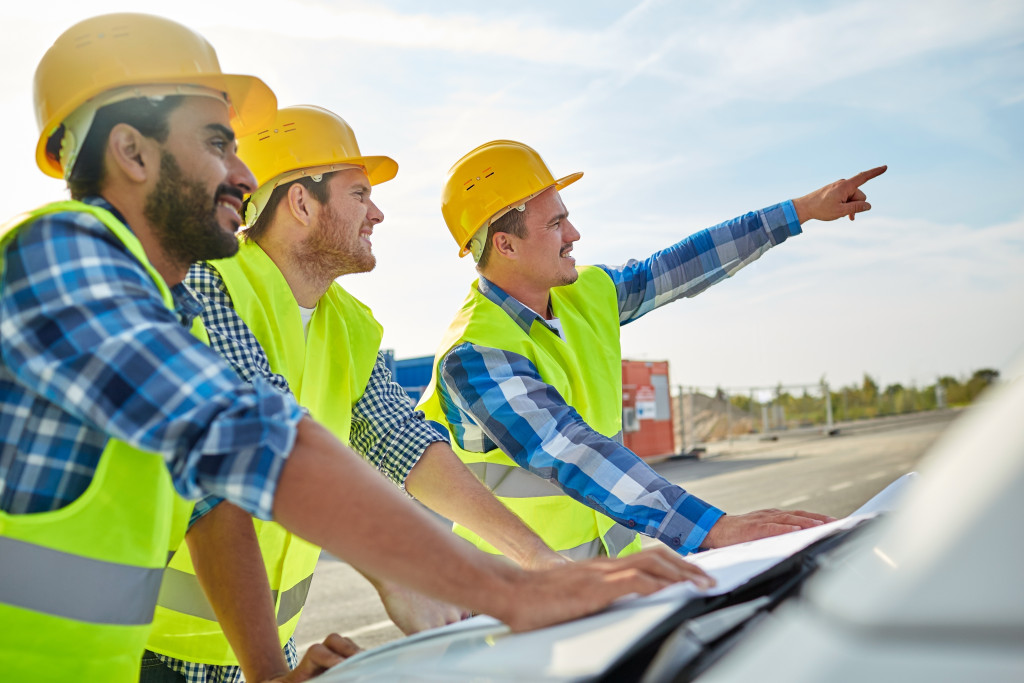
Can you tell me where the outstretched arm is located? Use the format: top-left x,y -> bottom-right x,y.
604,166 -> 887,324
604,202 -> 802,324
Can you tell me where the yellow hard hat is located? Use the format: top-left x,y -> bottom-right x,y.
33,13 -> 277,178
441,140 -> 582,258
239,105 -> 398,226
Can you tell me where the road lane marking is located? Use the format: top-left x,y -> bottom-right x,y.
865,471 -> 888,480
780,495 -> 810,507
828,481 -> 853,492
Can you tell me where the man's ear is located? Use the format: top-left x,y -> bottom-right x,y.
286,183 -> 314,227
493,231 -> 517,259
106,123 -> 156,184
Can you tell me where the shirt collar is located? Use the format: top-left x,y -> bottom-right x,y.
172,282 -> 205,327
85,196 -> 204,327
82,195 -> 128,225
477,275 -> 560,337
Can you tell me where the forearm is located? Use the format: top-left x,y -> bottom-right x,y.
272,418 -> 521,621
405,442 -> 562,568
186,502 -> 288,682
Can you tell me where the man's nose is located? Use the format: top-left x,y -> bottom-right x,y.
367,199 -> 384,224
564,219 -> 580,242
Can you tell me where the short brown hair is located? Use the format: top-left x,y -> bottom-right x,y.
241,173 -> 335,242
59,96 -> 184,200
477,205 -> 527,269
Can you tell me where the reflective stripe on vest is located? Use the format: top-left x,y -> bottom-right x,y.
560,523 -> 635,561
0,201 -> 199,683
147,239 -> 383,664
157,567 -> 314,626
419,267 -> 642,560
0,535 -> 163,626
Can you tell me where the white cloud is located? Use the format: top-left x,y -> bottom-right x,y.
1,0 -> 1021,392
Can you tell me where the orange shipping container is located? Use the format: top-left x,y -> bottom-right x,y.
621,360 -> 675,461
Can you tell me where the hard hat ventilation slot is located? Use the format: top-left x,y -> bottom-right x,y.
282,122 -> 297,133
465,184 -> 475,191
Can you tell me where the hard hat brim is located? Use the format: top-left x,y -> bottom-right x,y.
555,171 -> 583,192
361,156 -> 399,186
35,72 -> 277,179
456,170 -> 584,258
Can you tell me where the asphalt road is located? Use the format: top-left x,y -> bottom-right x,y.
293,410 -> 959,654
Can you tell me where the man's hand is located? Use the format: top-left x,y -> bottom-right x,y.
265,633 -> 361,682
376,580 -> 472,635
792,166 -> 887,223
522,545 -> 571,569
702,509 -> 836,549
499,546 -> 716,632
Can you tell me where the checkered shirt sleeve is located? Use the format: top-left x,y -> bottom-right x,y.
350,352 -> 449,488
604,201 -> 801,323
440,344 -> 723,554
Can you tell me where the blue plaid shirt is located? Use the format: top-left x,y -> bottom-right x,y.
438,202 -> 802,554
0,197 -> 304,518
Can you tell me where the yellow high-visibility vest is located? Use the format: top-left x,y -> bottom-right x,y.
147,239 -> 382,664
0,201 -> 201,682
419,266 -> 642,560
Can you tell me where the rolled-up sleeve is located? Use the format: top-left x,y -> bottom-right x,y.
349,352 -> 448,489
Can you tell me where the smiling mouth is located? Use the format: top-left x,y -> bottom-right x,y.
214,185 -> 245,224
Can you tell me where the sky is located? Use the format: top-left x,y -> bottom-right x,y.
2,0 -> 1022,392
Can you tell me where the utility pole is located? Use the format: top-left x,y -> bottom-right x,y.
822,379 -> 835,435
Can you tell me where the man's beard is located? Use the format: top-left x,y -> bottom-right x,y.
144,151 -> 240,270
295,202 -> 375,282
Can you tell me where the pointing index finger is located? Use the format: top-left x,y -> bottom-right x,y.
849,165 -> 888,187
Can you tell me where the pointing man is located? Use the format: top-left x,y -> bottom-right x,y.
420,139 -> 884,560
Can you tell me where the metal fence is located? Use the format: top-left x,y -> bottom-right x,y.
673,380 -> 947,453
673,382 -> 842,454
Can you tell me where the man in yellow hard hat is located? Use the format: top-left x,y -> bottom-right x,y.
143,104 -> 578,681
420,140 -> 886,561
0,16 -> 714,683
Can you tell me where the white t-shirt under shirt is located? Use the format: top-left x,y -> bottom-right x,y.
298,304 -> 315,339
